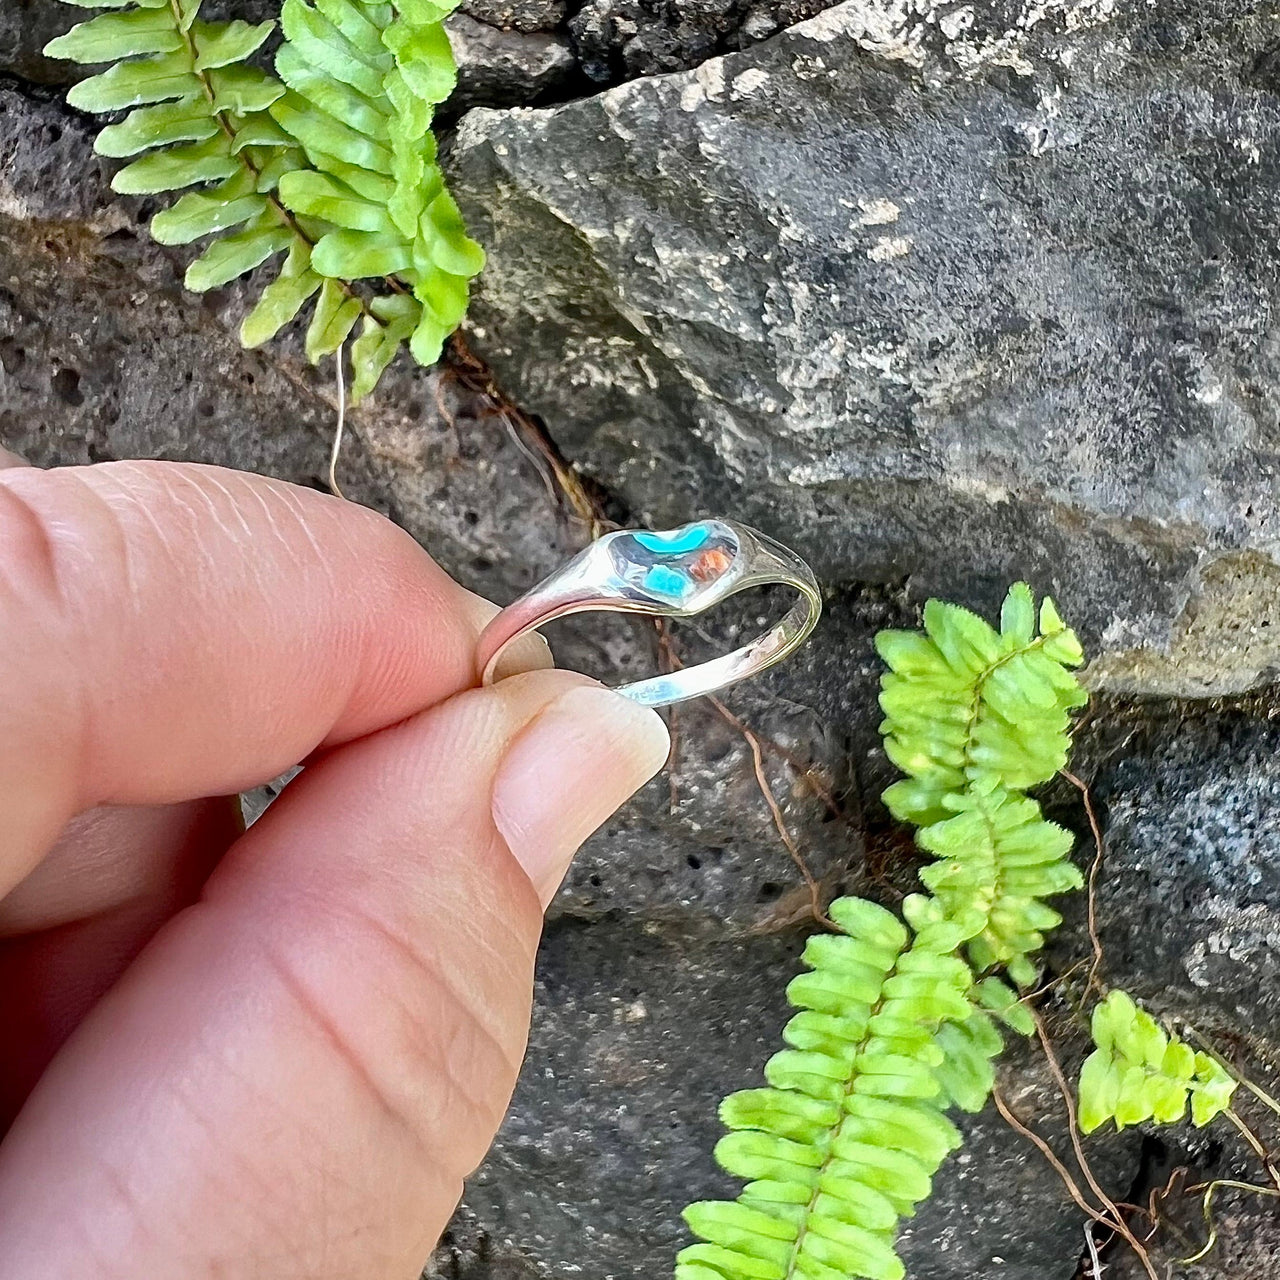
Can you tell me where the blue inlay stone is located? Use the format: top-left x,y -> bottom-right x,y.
608,520 -> 740,606
634,525 -> 711,556
642,564 -> 692,601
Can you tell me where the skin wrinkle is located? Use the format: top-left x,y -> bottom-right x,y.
65,1151 -> 155,1280
156,1058 -> 322,1260
333,891 -> 530,1093
199,471 -> 259,547
240,874 -> 528,1167
0,477 -> 94,868
248,480 -> 335,596
0,479 -> 65,613
253,938 -> 439,1172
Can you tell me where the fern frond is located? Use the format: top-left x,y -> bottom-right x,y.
915,780 -> 1083,987
1078,991 -> 1237,1133
875,583 -> 1087,986
270,0 -> 483,387
876,582 -> 1086,829
678,895 -> 1003,1280
46,0 -> 481,401
48,3 -> 291,279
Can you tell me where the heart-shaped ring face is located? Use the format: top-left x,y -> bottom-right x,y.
607,520 -> 741,608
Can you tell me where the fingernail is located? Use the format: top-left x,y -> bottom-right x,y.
492,685 -> 670,907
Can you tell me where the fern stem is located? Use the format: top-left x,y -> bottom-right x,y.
957,632 -> 1053,777
1060,768 -> 1106,995
1030,1009 -> 1158,1278
781,940 -> 931,1279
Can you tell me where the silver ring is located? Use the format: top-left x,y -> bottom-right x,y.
475,519 -> 822,707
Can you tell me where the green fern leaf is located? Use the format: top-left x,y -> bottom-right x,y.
1078,991 -> 1237,1134
49,0 -> 481,402
878,583 -> 1086,828
65,51 -> 202,111
46,9 -> 182,61
677,894 -> 998,1280
270,0 -> 480,396
240,242 -> 324,347
875,585 -> 1087,986
350,294 -> 423,399
915,781 -> 1082,985
189,18 -> 274,69
186,221 -> 293,291
306,278 -> 364,361
112,136 -> 241,194
94,101 -> 219,156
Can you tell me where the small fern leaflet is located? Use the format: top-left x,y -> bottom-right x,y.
1078,991 -> 1237,1134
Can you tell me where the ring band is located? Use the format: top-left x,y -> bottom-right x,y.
474,519 -> 822,707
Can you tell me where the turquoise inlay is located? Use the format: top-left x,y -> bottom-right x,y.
634,524 -> 710,555
642,564 -> 692,599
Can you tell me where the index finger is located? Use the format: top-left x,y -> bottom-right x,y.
0,460 -> 537,891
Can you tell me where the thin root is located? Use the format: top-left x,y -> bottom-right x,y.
991,1084 -> 1109,1228
328,342 -> 348,500
1082,1222 -> 1105,1278
1178,1179 -> 1280,1266
1030,1010 -> 1159,1280
1060,768 -> 1105,995
1224,1108 -> 1280,1194
1179,1022 -> 1280,1122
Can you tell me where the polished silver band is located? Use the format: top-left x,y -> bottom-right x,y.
475,519 -> 822,708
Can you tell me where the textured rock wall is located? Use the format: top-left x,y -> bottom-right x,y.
4,0 -> 1280,1277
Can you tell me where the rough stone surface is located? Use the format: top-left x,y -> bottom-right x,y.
463,0 -> 567,35
566,0 -> 831,82
1087,707 -> 1280,1044
4,2 -> 1280,1277
450,0 -> 1280,699
447,12 -> 577,110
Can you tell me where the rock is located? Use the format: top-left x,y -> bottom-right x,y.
6,8 -> 1280,1278
1087,707 -> 1280,1044
1,0 -> 282,85
0,0 -> 78,84
566,0 -> 835,83
461,0 -> 566,34
449,0 -> 1280,698
446,12 -> 577,111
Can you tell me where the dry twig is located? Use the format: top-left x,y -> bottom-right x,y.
1060,768 -> 1105,996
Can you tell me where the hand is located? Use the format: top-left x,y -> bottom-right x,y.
0,453 -> 669,1279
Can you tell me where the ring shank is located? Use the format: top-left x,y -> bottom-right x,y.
473,522 -> 821,708
614,590 -> 817,706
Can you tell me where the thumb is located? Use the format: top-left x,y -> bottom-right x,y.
0,669 -> 669,1280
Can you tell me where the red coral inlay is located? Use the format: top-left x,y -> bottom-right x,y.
690,547 -> 733,582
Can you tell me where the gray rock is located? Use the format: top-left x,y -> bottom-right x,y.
1087,708 -> 1280,1044
2,0 -> 282,85
5,8 -> 1280,1277
449,0 -> 1280,698
446,12 -> 577,111
0,0 -> 79,84
461,0 -> 566,34
565,0 -> 834,84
